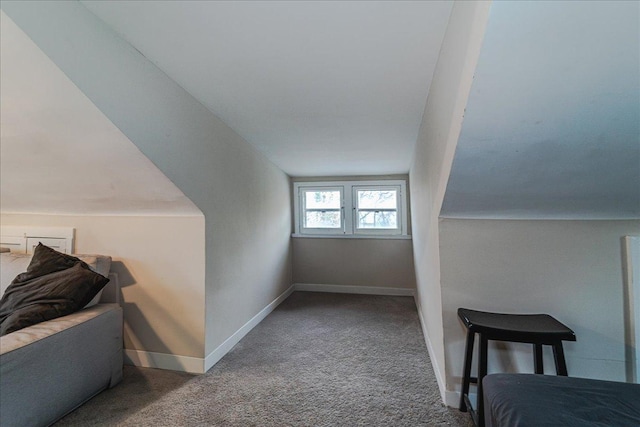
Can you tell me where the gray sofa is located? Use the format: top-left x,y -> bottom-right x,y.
0,252 -> 123,427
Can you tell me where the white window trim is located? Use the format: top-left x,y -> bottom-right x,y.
296,185 -> 345,235
352,184 -> 405,236
293,180 -> 409,239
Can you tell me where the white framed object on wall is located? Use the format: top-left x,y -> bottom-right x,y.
292,179 -> 409,238
0,226 -> 75,254
623,235 -> 640,383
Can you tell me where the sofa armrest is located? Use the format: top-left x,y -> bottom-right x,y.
0,304 -> 119,355
0,303 -> 123,427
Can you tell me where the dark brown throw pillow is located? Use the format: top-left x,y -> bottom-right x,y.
0,244 -> 110,336
24,243 -> 89,279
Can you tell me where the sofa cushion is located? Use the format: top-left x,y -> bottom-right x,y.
75,254 -> 111,307
0,253 -> 32,297
77,255 -> 111,278
1,250 -> 111,307
0,244 -> 109,336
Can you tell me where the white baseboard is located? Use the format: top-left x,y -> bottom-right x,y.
124,349 -> 205,373
124,283 -> 418,374
414,296 -> 471,408
414,295 -> 448,405
446,390 -> 460,408
125,284 -> 295,374
204,284 -> 295,372
294,283 -> 415,296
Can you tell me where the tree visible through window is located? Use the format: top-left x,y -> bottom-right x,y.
293,180 -> 408,237
304,190 -> 341,229
356,189 -> 398,230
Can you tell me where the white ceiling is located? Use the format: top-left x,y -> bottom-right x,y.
0,11 -> 201,216
441,1 -> 640,219
6,1 -> 633,218
81,0 -> 453,177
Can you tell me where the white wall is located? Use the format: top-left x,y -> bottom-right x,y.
440,219 -> 640,402
2,1 -> 292,371
1,9 -> 207,370
0,213 -> 206,368
408,0 -> 491,401
290,174 -> 415,292
0,11 -> 199,216
293,238 -> 415,291
441,1 -> 640,218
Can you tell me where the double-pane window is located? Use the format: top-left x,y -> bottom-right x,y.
294,180 -> 407,237
302,188 -> 342,231
354,187 -> 399,233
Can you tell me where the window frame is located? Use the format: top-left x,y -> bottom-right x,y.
352,184 -> 403,236
293,180 -> 408,238
297,185 -> 345,235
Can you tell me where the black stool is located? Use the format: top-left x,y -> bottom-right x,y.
458,307 -> 576,427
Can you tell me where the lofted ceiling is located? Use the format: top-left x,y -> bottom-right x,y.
82,0 -> 453,177
0,11 -> 201,216
2,1 -> 636,219
441,0 -> 640,219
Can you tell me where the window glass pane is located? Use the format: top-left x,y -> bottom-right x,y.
357,190 -> 397,209
306,211 -> 341,228
294,181 -> 405,235
358,211 -> 397,229
305,191 -> 341,209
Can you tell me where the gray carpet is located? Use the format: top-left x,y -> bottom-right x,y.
56,292 -> 472,426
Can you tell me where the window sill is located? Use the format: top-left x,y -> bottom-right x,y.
291,233 -> 412,240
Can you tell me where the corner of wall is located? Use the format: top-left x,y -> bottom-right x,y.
408,0 -> 491,404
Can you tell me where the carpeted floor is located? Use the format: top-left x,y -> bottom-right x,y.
56,292 -> 473,426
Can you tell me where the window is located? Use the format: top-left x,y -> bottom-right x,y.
300,187 -> 343,233
293,180 -> 408,238
354,186 -> 400,234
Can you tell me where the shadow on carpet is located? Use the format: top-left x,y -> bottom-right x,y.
56,292 -> 473,427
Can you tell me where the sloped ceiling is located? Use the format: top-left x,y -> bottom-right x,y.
81,0 -> 453,177
0,11 -> 201,216
3,1 -> 636,219
441,1 -> 640,219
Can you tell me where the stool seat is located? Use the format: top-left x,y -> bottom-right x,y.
457,307 -> 575,427
458,308 -> 576,344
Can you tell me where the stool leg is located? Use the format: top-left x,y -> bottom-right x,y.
477,335 -> 488,427
552,342 -> 568,376
534,344 -> 544,374
459,330 -> 475,411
